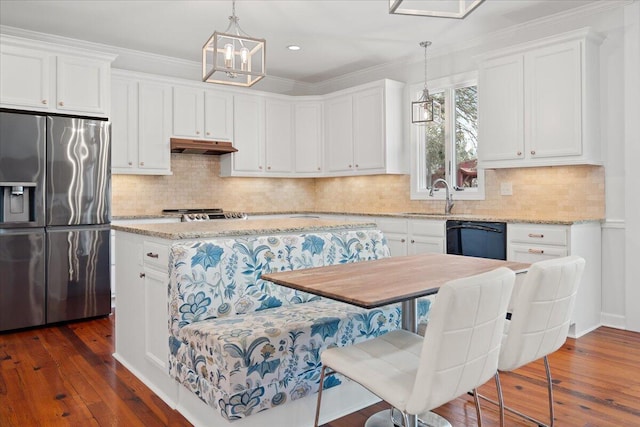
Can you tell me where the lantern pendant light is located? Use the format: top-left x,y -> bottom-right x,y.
412,41 -> 441,125
202,0 -> 266,87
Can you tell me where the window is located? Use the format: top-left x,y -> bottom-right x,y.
411,72 -> 484,201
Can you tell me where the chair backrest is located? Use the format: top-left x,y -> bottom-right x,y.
405,267 -> 515,415
499,256 -> 585,372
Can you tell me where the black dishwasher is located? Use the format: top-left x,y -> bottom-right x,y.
446,220 -> 507,260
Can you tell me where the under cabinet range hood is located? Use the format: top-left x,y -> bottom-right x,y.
170,138 -> 238,155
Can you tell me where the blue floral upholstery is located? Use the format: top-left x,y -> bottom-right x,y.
168,230 -> 432,421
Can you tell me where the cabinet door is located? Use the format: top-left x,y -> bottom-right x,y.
138,82 -> 171,171
204,90 -> 233,141
353,88 -> 385,171
527,41 -> 582,159
294,102 -> 323,173
0,45 -> 51,109
325,96 -> 354,173
265,99 -> 293,173
409,236 -> 445,254
478,55 -> 524,162
56,55 -> 109,114
172,86 -> 204,138
233,95 -> 264,172
384,232 -> 408,257
144,267 -> 170,370
111,77 -> 138,171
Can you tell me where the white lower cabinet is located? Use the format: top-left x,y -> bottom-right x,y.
374,217 -> 445,256
507,222 -> 602,338
114,231 -> 178,403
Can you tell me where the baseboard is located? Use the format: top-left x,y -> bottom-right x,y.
601,313 -> 627,330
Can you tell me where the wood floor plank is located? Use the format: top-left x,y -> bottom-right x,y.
1,316 -> 639,427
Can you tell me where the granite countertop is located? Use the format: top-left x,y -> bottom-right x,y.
111,218 -> 377,240
112,211 -> 603,226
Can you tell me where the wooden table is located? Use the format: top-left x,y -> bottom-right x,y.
262,252 -> 530,427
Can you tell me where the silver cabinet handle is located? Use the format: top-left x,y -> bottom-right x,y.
139,272 -> 146,278
42,99 -> 48,105
410,239 -> 415,244
517,151 -> 522,156
528,233 -> 544,238
146,252 -> 159,259
528,249 -> 544,254
531,150 -> 536,155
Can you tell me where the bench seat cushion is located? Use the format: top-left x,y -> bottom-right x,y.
170,297 -> 432,420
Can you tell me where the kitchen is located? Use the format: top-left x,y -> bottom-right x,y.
0,0 -> 639,426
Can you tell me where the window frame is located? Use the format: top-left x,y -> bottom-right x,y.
410,71 -> 485,201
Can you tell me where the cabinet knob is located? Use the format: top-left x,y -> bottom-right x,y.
267,166 -> 271,170
206,132 -> 211,136
258,166 -> 263,170
517,151 -> 522,156
59,101 -> 64,107
401,239 -> 406,243
317,167 -> 321,171
146,252 -> 159,259
410,239 -> 415,244
128,161 -> 132,166
139,273 -> 146,278
196,131 -> 200,135
531,150 -> 536,155
355,164 -> 359,168
42,99 -> 47,105
140,162 -> 145,166
348,165 -> 352,168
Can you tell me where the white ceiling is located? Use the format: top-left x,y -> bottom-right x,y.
0,0 -> 602,84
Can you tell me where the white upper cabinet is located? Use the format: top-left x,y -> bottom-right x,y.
478,28 -> 603,168
294,102 -> 323,174
0,44 -> 51,110
0,36 -> 114,117
56,55 -> 110,115
264,98 -> 294,173
172,86 -> 233,141
325,95 -> 354,173
204,91 -> 234,141
111,76 -> 138,172
325,79 -> 405,176
222,94 -> 264,174
138,82 -> 172,172
111,71 -> 172,175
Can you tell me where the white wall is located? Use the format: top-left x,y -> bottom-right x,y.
624,1 -> 640,332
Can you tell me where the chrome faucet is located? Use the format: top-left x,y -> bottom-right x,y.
429,179 -> 454,214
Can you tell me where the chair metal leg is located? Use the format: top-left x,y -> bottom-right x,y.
472,388 -> 484,427
494,373 -> 505,427
314,365 -> 328,427
475,358 -> 556,427
543,355 -> 555,427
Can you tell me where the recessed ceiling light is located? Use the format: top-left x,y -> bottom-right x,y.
287,45 -> 301,51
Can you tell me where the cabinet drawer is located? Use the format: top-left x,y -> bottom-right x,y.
508,224 -> 568,246
508,243 -> 567,263
410,220 -> 445,238
143,241 -> 169,270
375,218 -> 408,234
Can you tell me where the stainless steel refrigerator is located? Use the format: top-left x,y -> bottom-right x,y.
0,111 -> 111,331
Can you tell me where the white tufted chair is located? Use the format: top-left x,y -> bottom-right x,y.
494,255 -> 586,427
313,267 -> 516,427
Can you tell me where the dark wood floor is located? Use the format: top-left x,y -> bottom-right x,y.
1,314 -> 639,426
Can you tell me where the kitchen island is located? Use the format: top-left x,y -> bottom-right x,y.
112,218 -> 390,427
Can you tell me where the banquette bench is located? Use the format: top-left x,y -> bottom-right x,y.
167,229 -> 432,421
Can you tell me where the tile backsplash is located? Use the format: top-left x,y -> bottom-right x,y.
112,154 -> 605,220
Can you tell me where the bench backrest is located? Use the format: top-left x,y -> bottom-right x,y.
169,229 -> 389,335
